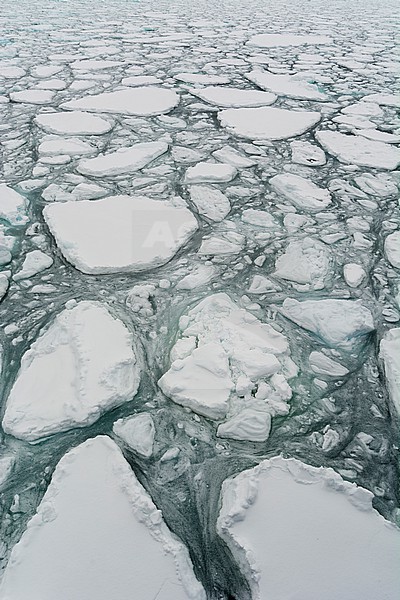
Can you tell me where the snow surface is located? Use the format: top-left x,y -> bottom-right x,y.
218,456 -> 400,600
2,301 -> 140,441
0,436 -> 205,600
43,195 -> 198,274
218,107 -> 320,140
61,87 -> 180,116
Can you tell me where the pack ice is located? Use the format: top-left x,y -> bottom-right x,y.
0,436 -> 206,600
2,301 -> 140,442
43,196 -> 198,274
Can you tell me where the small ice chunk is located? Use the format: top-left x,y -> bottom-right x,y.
309,351 -> 349,377
384,231 -> 400,269
13,250 -> 53,281
274,237 -> 330,290
343,263 -> 366,287
315,130 -> 400,170
219,107 -> 320,141
217,408 -> 271,442
176,264 -> 216,290
185,162 -> 237,184
290,140 -> 326,166
270,173 -> 331,211
158,342 -> 234,420
281,298 -> 374,348
61,87 -> 179,116
189,186 -> 230,221
248,275 -> 280,294
35,111 -> 112,135
2,301 -> 141,442
113,413 -> 155,458
77,142 -> 168,177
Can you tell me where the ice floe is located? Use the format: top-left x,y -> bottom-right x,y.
13,250 -> 53,281
185,162 -> 237,184
290,140 -> 326,166
270,173 -> 331,211
380,329 -> 400,417
77,142 -> 168,177
247,33 -> 332,47
10,89 -> 55,104
113,413 -> 155,458
189,186 -> 231,221
0,185 -> 29,227
43,196 -> 198,274
35,111 -> 113,135
218,456 -> 400,600
384,231 -> 400,269
246,70 -> 327,101
0,436 -> 205,600
61,87 -> 180,116
315,130 -> 400,170
274,237 -> 330,290
189,86 -> 276,107
2,301 -> 140,442
218,107 -> 320,140
309,351 -> 349,377
281,298 -> 375,349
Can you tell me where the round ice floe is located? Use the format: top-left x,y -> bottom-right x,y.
2,302 -> 141,442
217,456 -> 400,600
315,130 -> 400,170
189,86 -> 276,107
218,107 -> 320,140
43,195 -> 198,274
61,87 -> 180,116
35,111 -> 113,135
247,33 -> 332,47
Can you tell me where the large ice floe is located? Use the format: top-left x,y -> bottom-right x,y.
218,456 -> 400,600
61,87 -> 180,116
0,436 -> 205,600
315,130 -> 400,170
43,196 -> 198,274
2,301 -> 140,442
246,70 -> 328,101
218,107 -> 320,140
158,293 -> 297,438
35,111 -> 113,135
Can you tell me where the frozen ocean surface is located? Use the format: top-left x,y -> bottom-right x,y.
0,0 -> 399,598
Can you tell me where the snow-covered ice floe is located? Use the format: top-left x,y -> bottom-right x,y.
246,70 -> 328,101
43,195 -> 198,274
2,301 -> 140,442
269,173 -> 331,211
380,329 -> 400,417
218,107 -> 320,140
159,293 -> 297,433
217,456 -> 400,600
247,33 -> 332,47
0,436 -> 206,600
35,111 -> 113,135
77,141 -> 168,177
189,86 -> 277,107
61,87 -> 180,116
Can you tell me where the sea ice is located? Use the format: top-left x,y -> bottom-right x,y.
290,140 -> 326,166
315,130 -> 400,170
61,87 -> 180,116
0,436 -> 205,600
2,301 -> 140,442
10,89 -> 55,104
38,137 -> 95,156
189,86 -> 276,107
13,250 -> 53,281
247,34 -> 332,47
274,237 -> 330,290
0,185 -> 29,227
43,195 -> 198,274
189,186 -> 231,221
343,263 -> 366,287
218,456 -> 400,600
77,142 -> 168,177
270,173 -> 331,211
35,111 -> 113,135
246,70 -> 327,101
185,162 -> 237,184
113,413 -> 155,458
217,408 -> 271,442
384,231 -> 400,269
175,73 -> 230,85
309,351 -> 349,377
281,298 -> 375,348
218,107 -> 320,140
380,328 -> 400,417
